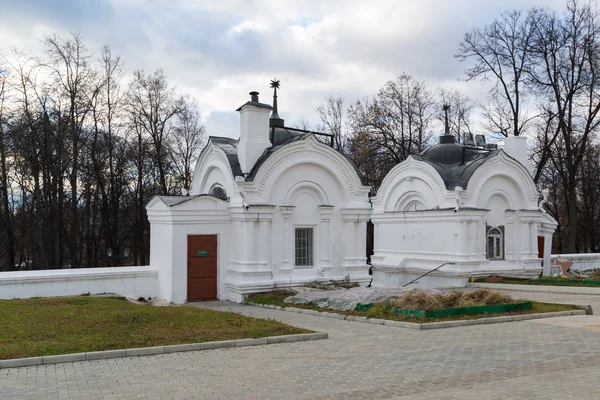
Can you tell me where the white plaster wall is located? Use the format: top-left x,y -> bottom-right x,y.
267,163 -> 355,284
0,267 -> 157,300
150,221 -> 174,301
376,218 -> 464,257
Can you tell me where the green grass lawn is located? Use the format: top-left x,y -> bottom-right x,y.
247,291 -> 581,324
0,296 -> 310,360
478,276 -> 600,287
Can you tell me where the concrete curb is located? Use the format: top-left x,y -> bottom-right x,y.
467,282 -> 600,295
247,302 -> 588,331
0,332 -> 328,370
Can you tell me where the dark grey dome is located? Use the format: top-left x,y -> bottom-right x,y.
411,140 -> 499,190
419,142 -> 487,165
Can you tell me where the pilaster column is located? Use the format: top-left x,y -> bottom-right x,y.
279,206 -> 295,271
341,207 -> 372,273
530,222 -> 539,258
243,220 -> 256,269
505,212 -> 515,260
319,205 -> 335,270
469,220 -> 477,258
520,221 -> 531,260
459,220 -> 469,257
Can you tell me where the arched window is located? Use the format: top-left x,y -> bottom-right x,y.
486,226 -> 504,260
209,183 -> 228,201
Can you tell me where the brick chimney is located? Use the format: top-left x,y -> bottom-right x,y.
236,91 -> 273,174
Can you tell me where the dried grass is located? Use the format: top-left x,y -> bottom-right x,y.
390,288 -> 514,311
590,269 -> 600,280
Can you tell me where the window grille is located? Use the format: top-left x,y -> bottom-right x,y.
209,184 -> 228,200
486,226 -> 504,260
295,228 -> 314,267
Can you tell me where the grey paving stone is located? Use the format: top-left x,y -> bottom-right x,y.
3,290 -> 600,400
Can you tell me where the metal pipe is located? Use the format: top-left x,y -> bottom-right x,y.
402,262 -> 455,287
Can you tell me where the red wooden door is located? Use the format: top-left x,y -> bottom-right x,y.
537,236 -> 545,261
187,235 -> 218,301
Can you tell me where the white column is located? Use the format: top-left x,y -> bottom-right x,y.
357,220 -> 367,265
258,220 -> 270,265
505,219 -> 514,260
279,206 -> 295,271
232,220 -> 243,263
520,221 -> 531,260
244,220 -> 256,270
469,220 -> 477,258
459,220 -> 469,257
530,222 -> 539,258
343,220 -> 355,266
319,206 -> 334,270
543,233 -> 552,276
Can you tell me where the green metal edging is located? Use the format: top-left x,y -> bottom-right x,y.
523,279 -> 600,287
479,279 -> 600,287
354,301 -> 532,318
390,301 -> 532,318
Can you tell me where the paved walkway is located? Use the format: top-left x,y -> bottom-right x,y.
2,291 -> 600,399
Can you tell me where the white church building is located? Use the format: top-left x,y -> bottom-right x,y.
146,83 -> 557,303
370,129 -> 558,289
146,84 -> 372,303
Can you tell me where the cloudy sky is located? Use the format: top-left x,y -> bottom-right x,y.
0,0 -> 565,138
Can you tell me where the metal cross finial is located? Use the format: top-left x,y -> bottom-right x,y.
270,79 -> 282,123
443,104 -> 450,136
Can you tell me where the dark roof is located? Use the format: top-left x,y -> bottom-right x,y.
154,194 -> 225,207
411,141 -> 499,190
246,131 -> 312,181
209,136 -> 243,177
247,129 -> 367,185
208,129 -> 366,185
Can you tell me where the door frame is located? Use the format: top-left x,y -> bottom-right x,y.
186,234 -> 219,302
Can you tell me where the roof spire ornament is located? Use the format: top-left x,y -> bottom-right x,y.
269,79 -> 284,128
443,104 -> 450,136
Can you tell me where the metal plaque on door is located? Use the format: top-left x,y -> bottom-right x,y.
197,250 -> 208,257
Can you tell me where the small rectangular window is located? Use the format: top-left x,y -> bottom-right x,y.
295,228 -> 314,267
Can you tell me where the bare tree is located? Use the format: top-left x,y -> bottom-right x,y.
126,69 -> 186,195
528,1 -> 600,252
348,74 -> 435,166
0,65 -> 16,270
45,33 -> 98,267
316,95 -> 346,152
170,105 -> 206,191
457,9 -> 540,136
437,89 -> 475,142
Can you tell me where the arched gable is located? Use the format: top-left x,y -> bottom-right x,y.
190,142 -> 235,198
285,181 -> 329,205
241,135 -> 370,204
467,151 -> 539,209
371,156 -> 448,212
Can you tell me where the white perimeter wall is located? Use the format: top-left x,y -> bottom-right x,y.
0,266 -> 158,300
552,254 -> 600,271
